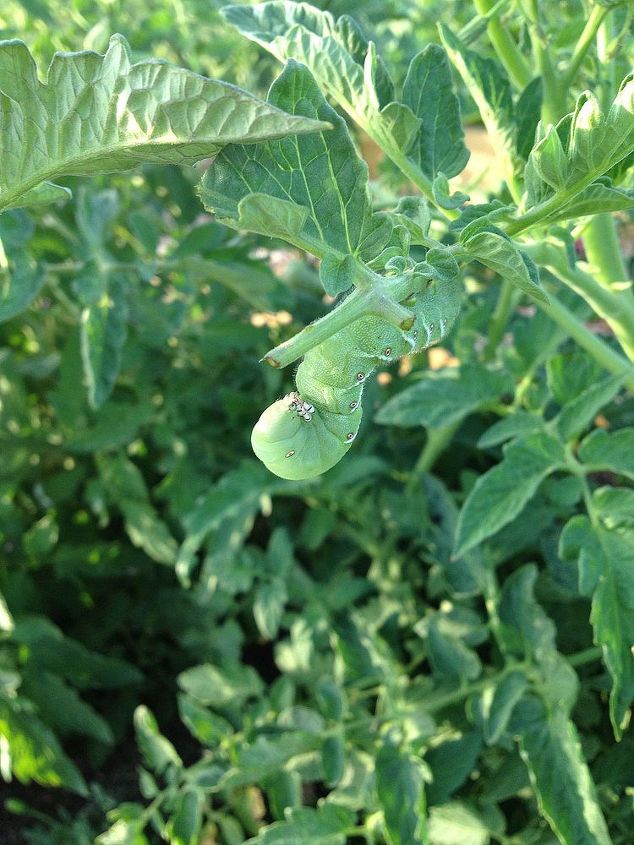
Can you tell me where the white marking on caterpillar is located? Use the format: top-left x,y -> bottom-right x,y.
349,400 -> 358,409
286,450 -> 296,458
356,372 -> 365,382
346,432 -> 355,441
287,392 -> 314,421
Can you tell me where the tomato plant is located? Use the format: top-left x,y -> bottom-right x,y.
1,1 -> 633,843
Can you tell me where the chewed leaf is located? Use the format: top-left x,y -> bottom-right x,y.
200,60 -> 397,291
0,34 -> 328,212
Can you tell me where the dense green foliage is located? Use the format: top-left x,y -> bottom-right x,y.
1,1 -> 633,844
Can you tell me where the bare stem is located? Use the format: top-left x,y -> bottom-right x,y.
561,4 -> 607,89
534,286 -> 634,390
473,0 -> 532,89
525,240 -> 634,361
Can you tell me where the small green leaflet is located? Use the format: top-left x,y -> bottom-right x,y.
477,412 -> 544,449
97,452 -> 178,566
0,696 -> 88,795
515,77 -> 543,161
321,732 -> 345,787
244,804 -> 355,844
0,34 -> 327,212
175,462 -> 270,584
477,671 -> 528,745
376,364 -> 513,429
513,698 -> 613,845
555,181 -> 634,221
133,705 -> 182,775
221,3 -> 415,144
578,427 -> 634,480
496,570 -> 610,843
79,274 -> 128,409
461,229 -> 546,302
200,60 -> 397,295
402,44 -> 470,179
425,733 -> 482,805
497,566 -> 578,710
376,739 -> 428,845
455,434 -> 566,557
427,803 -> 490,845
21,670 -> 114,744
177,694 -> 233,748
560,489 -> 634,739
178,662 -> 263,707
0,210 -> 45,323
220,732 -> 322,789
0,261 -> 44,324
417,613 -> 482,682
554,374 -> 625,442
72,190 -> 128,408
166,788 -> 204,845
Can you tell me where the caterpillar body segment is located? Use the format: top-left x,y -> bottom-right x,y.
251,395 -> 363,480
251,275 -> 463,479
295,366 -> 364,415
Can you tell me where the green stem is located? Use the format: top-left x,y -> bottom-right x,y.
582,213 -> 629,287
525,240 -> 634,360
408,421 -> 461,486
507,169 -> 621,235
485,278 -> 520,359
529,14 -> 567,123
416,645 -> 602,713
561,4 -> 607,89
535,287 -> 634,389
597,12 -> 616,113
520,0 -> 567,124
44,275 -> 82,321
566,645 -> 602,668
473,0 -> 533,89
387,146 -> 456,221
459,0 -> 510,43
513,321 -> 568,406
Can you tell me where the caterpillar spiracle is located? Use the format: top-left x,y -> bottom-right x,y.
251,276 -> 462,480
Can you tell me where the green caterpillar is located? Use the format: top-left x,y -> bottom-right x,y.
251,275 -> 462,480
